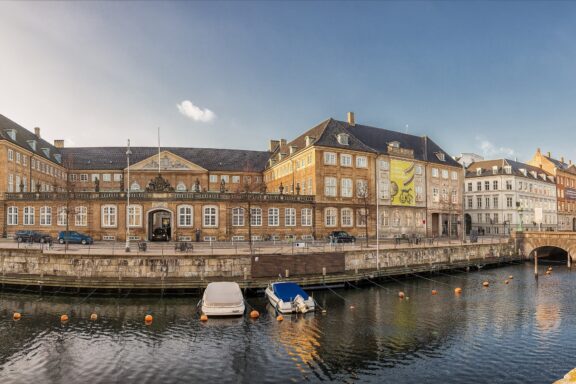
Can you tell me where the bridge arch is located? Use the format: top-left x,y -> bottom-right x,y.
513,232 -> 576,262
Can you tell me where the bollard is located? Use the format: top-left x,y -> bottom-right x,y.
285,269 -> 289,278
243,267 -> 248,280
322,267 -> 326,276
534,251 -> 538,279
568,253 -> 572,270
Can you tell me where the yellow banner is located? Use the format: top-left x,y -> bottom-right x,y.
390,159 -> 416,206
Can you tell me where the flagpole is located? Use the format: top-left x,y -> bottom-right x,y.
157,127 -> 161,174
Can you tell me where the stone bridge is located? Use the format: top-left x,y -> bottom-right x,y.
512,231 -> 576,260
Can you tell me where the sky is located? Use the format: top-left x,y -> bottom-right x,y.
1,1 -> 576,162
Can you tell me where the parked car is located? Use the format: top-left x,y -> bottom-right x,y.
151,227 -> 169,241
328,231 -> 356,243
57,231 -> 93,245
14,230 -> 52,243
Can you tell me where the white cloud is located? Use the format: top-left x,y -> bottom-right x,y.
177,100 -> 216,123
475,136 -> 516,159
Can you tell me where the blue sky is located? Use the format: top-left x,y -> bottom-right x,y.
1,1 -> 576,162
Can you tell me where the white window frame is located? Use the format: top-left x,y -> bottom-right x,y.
23,206 -> 34,225
80,174 -> 88,182
356,180 -> 368,198
101,205 -> 117,228
340,154 -> 352,167
356,156 -> 367,168
250,207 -> 262,226
7,207 -> 18,226
203,205 -> 218,227
57,207 -> 67,226
232,207 -> 245,226
268,207 -> 279,227
7,149 -> 13,161
441,169 -> 449,179
301,208 -> 312,227
325,207 -> 337,227
128,205 -> 143,228
176,182 -> 187,192
341,208 -> 353,227
232,175 -> 240,184
209,175 -> 218,183
341,178 -> 353,197
102,173 -> 112,182
432,168 -> 439,178
113,173 -> 122,182
285,208 -> 296,226
324,152 -> 337,165
325,177 -> 337,197
40,206 -> 52,226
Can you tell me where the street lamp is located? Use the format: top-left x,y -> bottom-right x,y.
516,202 -> 524,232
125,139 -> 132,252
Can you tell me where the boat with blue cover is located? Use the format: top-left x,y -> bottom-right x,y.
265,282 -> 315,314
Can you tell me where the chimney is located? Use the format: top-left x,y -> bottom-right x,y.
547,151 -> 551,158
570,160 -> 573,166
562,156 -> 565,164
268,140 -> 280,152
34,127 -> 41,138
347,112 -> 355,126
279,139 -> 287,147
54,140 -> 65,148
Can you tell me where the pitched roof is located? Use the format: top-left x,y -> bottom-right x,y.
465,159 -> 555,184
0,114 -> 62,164
61,147 -> 271,172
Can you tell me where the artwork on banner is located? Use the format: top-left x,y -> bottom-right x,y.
566,188 -> 576,201
390,159 -> 415,206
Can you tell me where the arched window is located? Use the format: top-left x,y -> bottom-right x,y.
101,205 -> 117,227
7,207 -> 18,226
324,207 -> 337,227
176,182 -> 187,192
128,205 -> 142,227
178,205 -> 193,227
203,205 -> 218,227
40,206 -> 52,226
75,206 -> 87,227
130,181 -> 141,192
232,207 -> 244,226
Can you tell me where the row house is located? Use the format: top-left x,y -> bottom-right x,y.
464,159 -> 557,235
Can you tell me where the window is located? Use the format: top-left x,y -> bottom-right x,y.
22,177 -> 27,192
433,188 -> 439,202
415,165 -> 423,175
477,181 -> 482,191
244,176 -> 252,184
324,177 -> 337,197
467,197 -> 473,209
209,175 -> 218,183
381,181 -> 390,199
325,207 -> 337,227
493,196 -> 499,209
477,196 -> 482,209
301,208 -> 312,226
232,176 -> 240,184
442,169 -> 449,179
175,182 -> 187,192
130,181 -> 141,191
250,207 -> 262,226
507,196 -> 513,208
340,154 -> 352,167
506,180 -> 513,190
341,208 -> 353,227
324,152 -> 337,165
203,206 -> 218,227
75,206 -> 87,226
285,208 -> 296,226
493,181 -> 498,190
232,207 -> 245,226
485,197 -> 490,209
101,205 -> 117,227
341,178 -> 353,197
114,173 -> 122,182
23,155 -> 27,166
380,160 -> 389,170
16,152 -> 20,163
40,206 -> 52,226
357,209 -> 367,227
485,213 -> 491,223
380,210 -> 389,226
7,207 -> 17,225
485,181 -> 490,191
268,208 -> 279,226
7,149 -> 13,161
15,175 -> 20,192
468,182 -> 472,192
451,171 -> 458,180
494,213 -> 499,224
356,156 -> 367,168
102,174 -> 111,182
476,168 -> 482,176
504,166 -> 512,174
415,185 -> 423,201
221,175 -> 229,184
8,174 -> 13,192
23,207 -> 34,225
432,168 -> 439,178
436,152 -> 446,161
91,174 -> 99,182
337,133 -> 349,145
57,207 -> 67,226
451,190 -> 458,204
80,174 -> 88,182
356,180 -> 368,197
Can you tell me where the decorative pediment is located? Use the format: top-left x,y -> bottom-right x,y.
129,151 -> 206,172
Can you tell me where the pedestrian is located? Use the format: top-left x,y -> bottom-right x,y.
195,228 -> 201,242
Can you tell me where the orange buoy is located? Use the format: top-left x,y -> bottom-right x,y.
276,315 -> 284,322
13,312 -> 21,320
249,310 -> 260,319
508,275 -> 513,279
349,305 -> 355,309
548,267 -> 553,271
200,314 -> 208,322
431,290 -> 438,295
546,270 -> 551,275
482,281 -> 489,287
398,291 -> 405,299
144,314 -> 153,323
454,287 -> 462,294
90,313 -> 98,321
60,314 -> 69,322
505,280 -> 509,284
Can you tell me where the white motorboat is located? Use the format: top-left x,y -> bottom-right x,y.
265,282 -> 315,314
201,282 -> 245,317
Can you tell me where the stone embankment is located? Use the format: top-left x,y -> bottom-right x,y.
0,241 -> 520,291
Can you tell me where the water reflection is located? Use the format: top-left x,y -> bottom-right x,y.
0,263 -> 576,383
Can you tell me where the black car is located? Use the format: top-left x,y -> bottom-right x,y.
328,231 -> 356,243
151,227 -> 169,241
14,230 -> 52,243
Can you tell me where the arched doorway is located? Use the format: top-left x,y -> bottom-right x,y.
147,209 -> 173,241
464,214 -> 472,235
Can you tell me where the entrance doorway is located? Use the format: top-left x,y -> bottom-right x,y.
148,209 -> 172,241
431,213 -> 439,237
464,214 -> 472,235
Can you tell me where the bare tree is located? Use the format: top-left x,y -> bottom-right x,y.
357,180 -> 373,247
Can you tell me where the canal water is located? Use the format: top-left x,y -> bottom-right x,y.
0,262 -> 574,383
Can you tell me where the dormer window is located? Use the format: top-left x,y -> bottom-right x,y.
492,166 -> 498,175
504,165 -> 512,174
389,141 -> 400,148
520,168 -> 527,176
305,136 -> 315,147
337,133 -> 349,146
42,148 -> 50,158
54,154 -> 62,164
27,140 -> 36,151
476,168 -> 482,176
5,129 -> 16,141
435,152 -> 446,161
